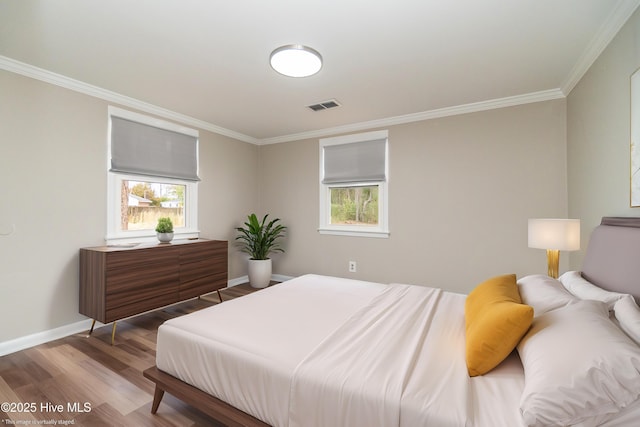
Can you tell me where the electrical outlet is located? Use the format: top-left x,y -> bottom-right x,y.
349,261 -> 357,273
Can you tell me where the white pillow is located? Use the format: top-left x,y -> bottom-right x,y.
517,274 -> 577,317
558,271 -> 626,310
614,295 -> 640,346
517,299 -> 640,427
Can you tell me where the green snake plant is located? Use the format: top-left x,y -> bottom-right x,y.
235,213 -> 287,260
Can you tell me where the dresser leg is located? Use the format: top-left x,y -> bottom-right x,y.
87,319 -> 96,337
111,322 -> 117,345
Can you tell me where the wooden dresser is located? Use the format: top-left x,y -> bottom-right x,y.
79,239 -> 227,340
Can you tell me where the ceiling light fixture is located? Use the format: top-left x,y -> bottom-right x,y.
270,44 -> 322,78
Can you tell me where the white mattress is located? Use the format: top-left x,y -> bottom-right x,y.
155,274 -> 532,426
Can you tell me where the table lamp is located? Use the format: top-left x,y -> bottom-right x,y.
528,218 -> 580,278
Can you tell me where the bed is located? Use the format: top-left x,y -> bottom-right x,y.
143,217 -> 640,426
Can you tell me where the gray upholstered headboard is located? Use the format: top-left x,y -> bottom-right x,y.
581,217 -> 640,303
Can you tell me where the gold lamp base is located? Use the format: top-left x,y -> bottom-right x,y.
546,249 -> 560,279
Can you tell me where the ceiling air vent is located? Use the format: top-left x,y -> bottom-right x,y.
307,99 -> 341,111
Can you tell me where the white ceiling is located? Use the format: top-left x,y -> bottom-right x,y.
1,0 -> 639,144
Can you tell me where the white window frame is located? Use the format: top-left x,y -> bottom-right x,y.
319,130 -> 389,238
106,107 -> 199,245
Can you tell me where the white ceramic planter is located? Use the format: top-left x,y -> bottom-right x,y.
157,232 -> 174,243
248,259 -> 272,288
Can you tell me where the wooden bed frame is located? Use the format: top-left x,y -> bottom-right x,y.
143,216 -> 640,426
143,366 -> 269,427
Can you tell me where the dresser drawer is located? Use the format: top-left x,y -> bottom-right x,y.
179,271 -> 228,299
106,246 -> 180,271
179,240 -> 226,264
105,291 -> 179,322
106,262 -> 179,294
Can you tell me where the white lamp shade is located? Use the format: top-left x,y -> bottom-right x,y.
528,218 -> 580,251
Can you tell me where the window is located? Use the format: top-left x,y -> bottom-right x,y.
319,130 -> 389,238
121,179 -> 186,230
106,107 -> 199,244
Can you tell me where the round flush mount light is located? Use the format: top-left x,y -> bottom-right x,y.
270,44 -> 322,77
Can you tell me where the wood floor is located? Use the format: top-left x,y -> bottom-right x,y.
0,283 -> 266,427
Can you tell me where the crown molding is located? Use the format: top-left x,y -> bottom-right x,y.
257,89 -> 566,145
561,0 -> 640,95
0,55 -> 564,147
0,55 -> 258,144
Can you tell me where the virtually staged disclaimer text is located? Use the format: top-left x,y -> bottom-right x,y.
2,420 -> 75,425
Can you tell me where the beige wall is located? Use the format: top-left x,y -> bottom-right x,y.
0,70 -> 259,343
260,99 -> 568,294
567,8 -> 640,270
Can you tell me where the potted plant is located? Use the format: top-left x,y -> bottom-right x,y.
235,213 -> 287,288
156,217 -> 174,243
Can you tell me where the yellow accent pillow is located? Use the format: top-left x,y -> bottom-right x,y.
465,274 -> 533,376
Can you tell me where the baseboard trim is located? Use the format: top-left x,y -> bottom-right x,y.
272,274 -> 295,282
227,274 -> 295,287
227,276 -> 249,287
0,318 -> 94,357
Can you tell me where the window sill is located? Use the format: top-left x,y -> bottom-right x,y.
318,227 -> 389,238
105,229 -> 200,246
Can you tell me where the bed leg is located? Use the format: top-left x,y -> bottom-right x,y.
150,385 -> 165,414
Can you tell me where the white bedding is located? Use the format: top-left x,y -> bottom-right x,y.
289,284 -> 450,427
156,274 -> 530,426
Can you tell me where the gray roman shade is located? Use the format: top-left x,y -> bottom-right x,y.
110,116 -> 200,181
322,138 -> 387,184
